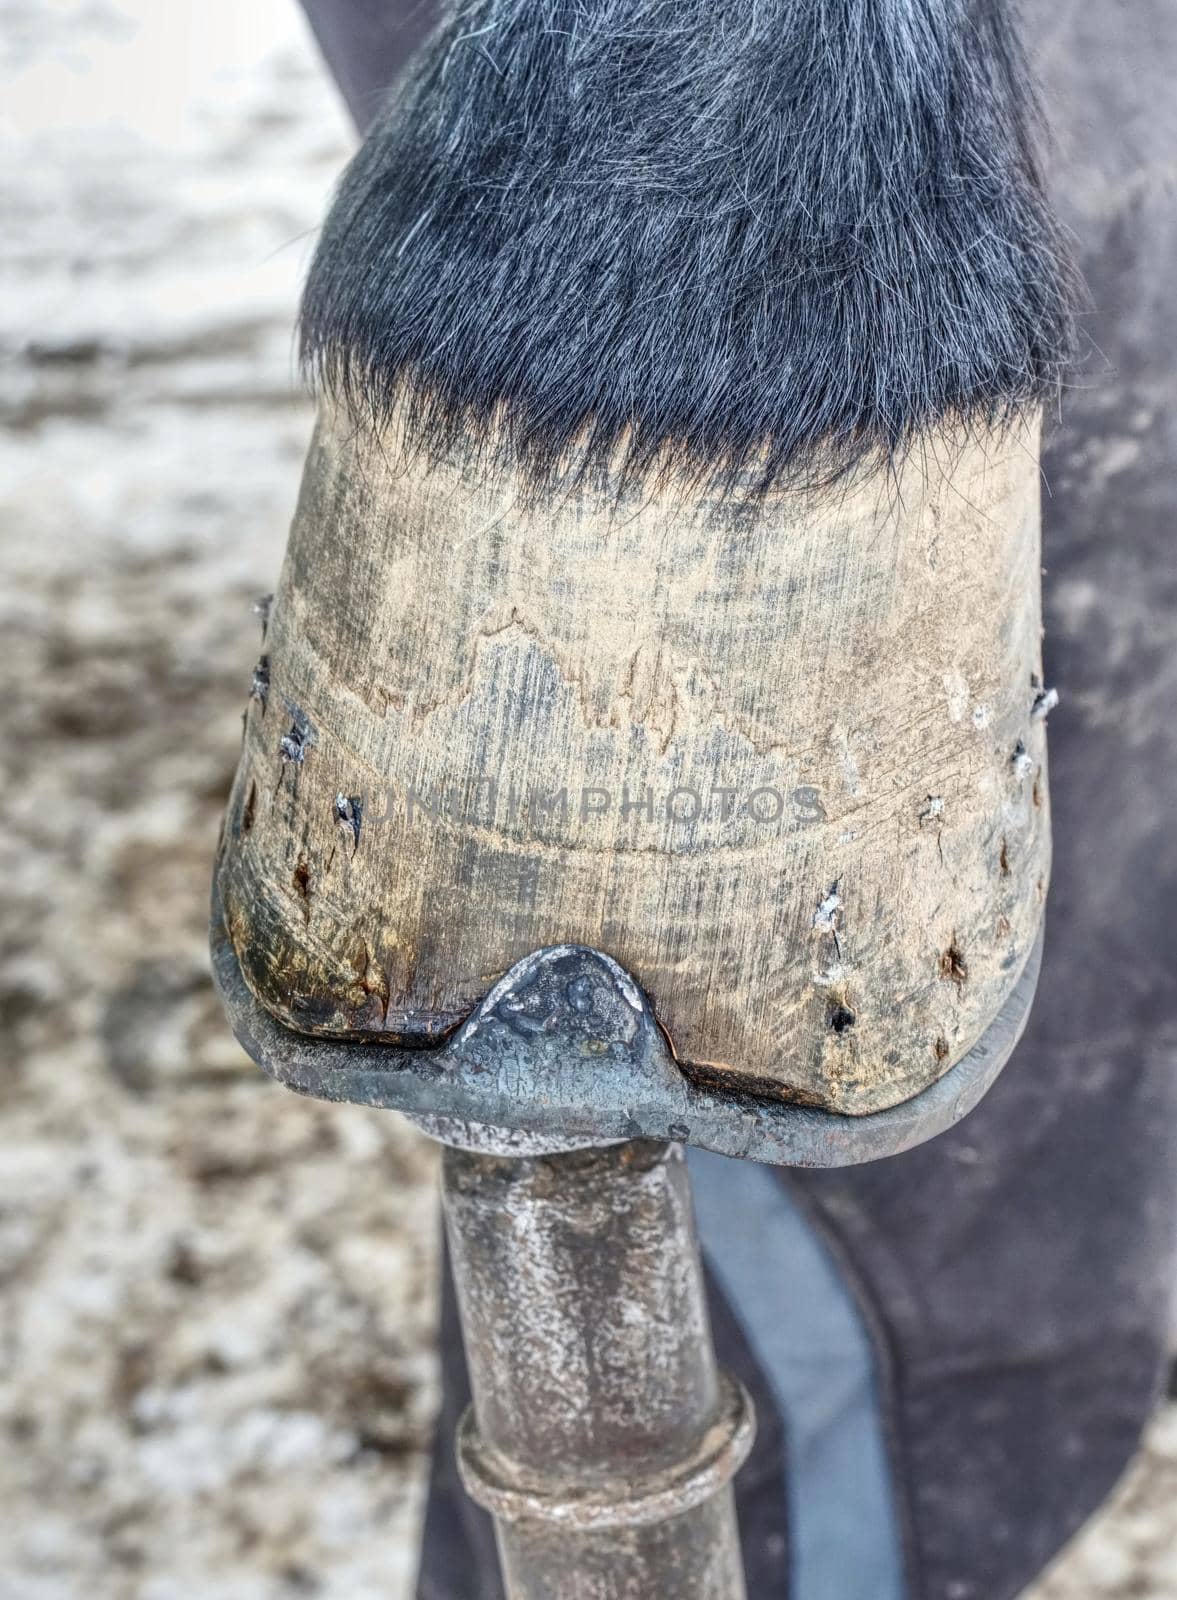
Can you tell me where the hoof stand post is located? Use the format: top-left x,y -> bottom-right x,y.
443,1139 -> 754,1600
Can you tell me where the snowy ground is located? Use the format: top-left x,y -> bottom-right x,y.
0,3 -> 1172,1596
0,7 -> 439,1598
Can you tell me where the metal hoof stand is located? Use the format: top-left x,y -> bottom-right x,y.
212,896 -> 1041,1597
444,1142 -> 754,1599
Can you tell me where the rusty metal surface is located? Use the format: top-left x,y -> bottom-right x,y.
493,1501 -> 750,1600
456,1371 -> 753,1530
211,888 -> 1042,1168
441,1140 -> 752,1597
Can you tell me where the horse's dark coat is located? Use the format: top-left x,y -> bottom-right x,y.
301,0 -> 1074,493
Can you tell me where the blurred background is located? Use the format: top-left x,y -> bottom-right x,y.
0,2 -> 1172,1596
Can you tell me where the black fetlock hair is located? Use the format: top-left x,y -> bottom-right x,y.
301,0 -> 1075,496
